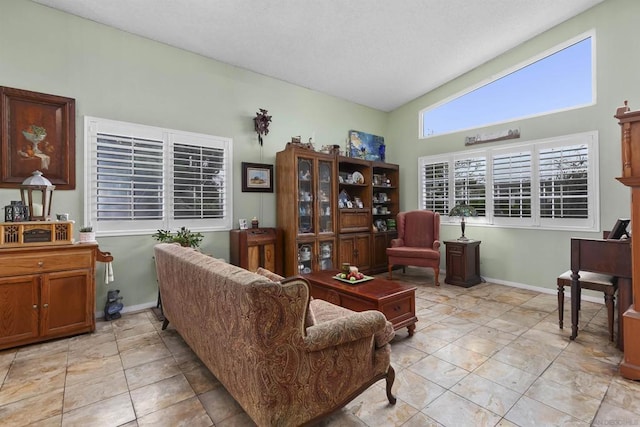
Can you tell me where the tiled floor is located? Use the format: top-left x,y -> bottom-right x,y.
1,268 -> 640,426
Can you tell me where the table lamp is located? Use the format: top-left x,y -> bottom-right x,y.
448,203 -> 477,241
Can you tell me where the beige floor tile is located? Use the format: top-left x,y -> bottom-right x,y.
117,330 -> 163,352
395,330 -> 448,355
389,342 -> 427,368
4,351 -> 67,383
130,373 -> 195,417
115,322 -> 159,341
346,385 -> 418,427
137,395 -> 213,426
65,353 -> 123,386
125,355 -> 181,390
473,358 -> 537,394
63,369 -> 129,412
423,391 -> 501,426
505,395 -> 588,427
183,363 -> 221,394
451,373 -> 520,416
14,338 -> 69,360
541,360 -> 611,401
592,402 -> 640,426
199,385 -> 246,424
602,376 -> 640,416
484,318 -> 529,336
492,345 -> 553,376
402,412 -> 441,427
432,343 -> 488,371
525,377 -> 601,422
0,388 -> 63,426
408,355 -> 469,389
453,334 -> 505,357
61,391 -> 135,426
120,342 -> 172,369
391,368 -> 445,410
216,412 -> 257,427
67,340 -> 119,364
0,370 -> 66,406
29,414 -> 63,426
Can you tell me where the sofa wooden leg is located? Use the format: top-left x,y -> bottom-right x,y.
385,365 -> 397,404
162,318 -> 170,330
388,264 -> 393,280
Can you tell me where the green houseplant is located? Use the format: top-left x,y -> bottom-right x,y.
78,226 -> 96,243
152,226 -> 203,249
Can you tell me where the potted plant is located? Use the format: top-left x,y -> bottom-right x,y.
79,226 -> 96,243
152,226 -> 203,249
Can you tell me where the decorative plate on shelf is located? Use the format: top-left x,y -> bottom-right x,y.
352,171 -> 365,184
333,274 -> 375,284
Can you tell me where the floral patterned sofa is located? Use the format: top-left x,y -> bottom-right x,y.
153,243 -> 396,426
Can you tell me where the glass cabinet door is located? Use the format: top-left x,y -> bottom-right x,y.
297,242 -> 314,274
317,160 -> 333,233
318,240 -> 335,271
297,158 -> 314,234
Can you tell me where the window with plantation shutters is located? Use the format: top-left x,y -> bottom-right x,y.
454,157 -> 486,216
418,131 -> 598,231
85,117 -> 233,236
420,160 -> 449,215
539,144 -> 588,219
492,151 -> 532,218
96,133 -> 164,222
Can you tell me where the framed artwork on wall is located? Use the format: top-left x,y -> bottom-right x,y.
242,162 -> 273,192
0,86 -> 76,189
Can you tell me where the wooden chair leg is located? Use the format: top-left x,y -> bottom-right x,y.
434,267 -> 440,286
388,264 -> 393,280
604,293 -> 615,342
557,282 -> 565,329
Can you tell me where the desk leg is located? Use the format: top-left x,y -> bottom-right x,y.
617,277 -> 632,350
570,271 -> 580,340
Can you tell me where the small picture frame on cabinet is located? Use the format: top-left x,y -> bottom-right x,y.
239,219 -> 248,230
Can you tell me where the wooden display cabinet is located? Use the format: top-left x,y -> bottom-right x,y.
338,233 -> 371,272
276,144 -> 337,276
0,243 -> 98,350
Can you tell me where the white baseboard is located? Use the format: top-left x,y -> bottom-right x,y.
481,275 -> 603,304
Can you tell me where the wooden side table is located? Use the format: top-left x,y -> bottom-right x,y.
444,240 -> 481,287
230,228 -> 283,275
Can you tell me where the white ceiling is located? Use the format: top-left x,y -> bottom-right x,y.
32,0 -> 604,112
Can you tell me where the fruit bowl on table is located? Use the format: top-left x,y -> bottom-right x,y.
333,273 -> 375,284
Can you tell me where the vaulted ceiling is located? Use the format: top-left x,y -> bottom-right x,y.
32,0 -> 604,112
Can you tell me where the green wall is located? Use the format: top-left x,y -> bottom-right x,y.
0,0 -> 387,311
1,0 -> 635,311
387,0 -> 637,291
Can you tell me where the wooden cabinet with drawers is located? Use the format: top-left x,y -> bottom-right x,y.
0,243 -> 97,350
444,240 -> 481,287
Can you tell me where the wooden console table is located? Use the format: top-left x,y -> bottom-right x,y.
230,228 -> 283,275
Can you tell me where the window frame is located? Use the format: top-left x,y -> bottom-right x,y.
84,116 -> 233,237
418,131 -> 599,232
418,30 -> 596,139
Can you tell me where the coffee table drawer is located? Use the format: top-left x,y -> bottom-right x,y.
381,295 -> 414,324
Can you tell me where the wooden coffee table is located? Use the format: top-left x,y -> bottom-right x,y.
305,270 -> 418,336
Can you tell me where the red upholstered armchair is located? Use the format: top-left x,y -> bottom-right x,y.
386,210 -> 441,285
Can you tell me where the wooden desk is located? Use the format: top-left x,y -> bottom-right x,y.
570,237 -> 631,350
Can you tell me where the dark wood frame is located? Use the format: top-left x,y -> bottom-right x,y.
242,162 -> 273,192
0,86 -> 76,189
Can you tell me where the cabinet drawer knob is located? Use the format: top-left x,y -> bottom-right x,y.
32,304 -> 38,309
38,261 -> 44,267
43,303 -> 49,308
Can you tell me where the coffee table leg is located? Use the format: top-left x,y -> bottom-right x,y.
407,324 -> 415,337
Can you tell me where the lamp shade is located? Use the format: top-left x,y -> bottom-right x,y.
448,203 -> 477,218
448,203 -> 477,241
20,170 -> 55,221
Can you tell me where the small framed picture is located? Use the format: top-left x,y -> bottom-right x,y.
346,201 -> 353,208
239,218 -> 248,229
242,162 -> 274,192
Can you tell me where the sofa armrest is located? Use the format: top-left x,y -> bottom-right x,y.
433,239 -> 441,250
302,310 -> 387,352
390,238 -> 404,248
